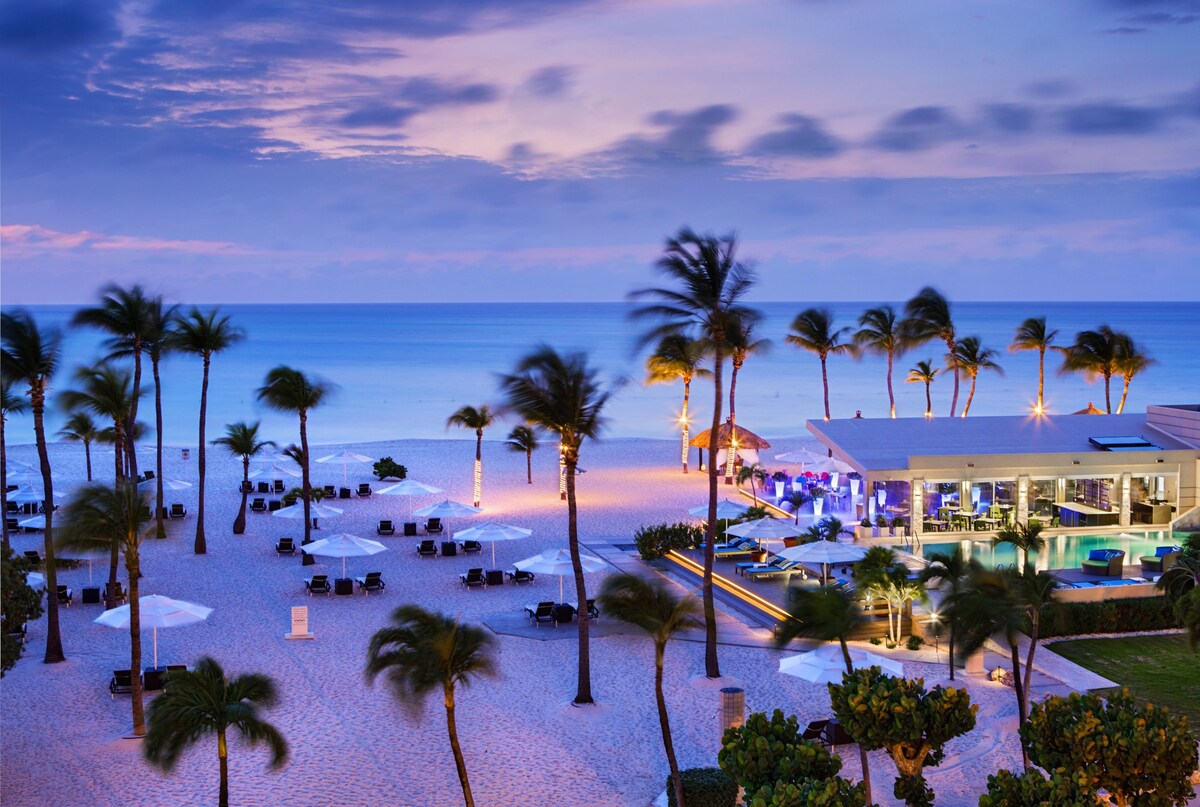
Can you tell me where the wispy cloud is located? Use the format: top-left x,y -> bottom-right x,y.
0,224 -> 266,258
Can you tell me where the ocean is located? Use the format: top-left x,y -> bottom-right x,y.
4,301 -> 1198,447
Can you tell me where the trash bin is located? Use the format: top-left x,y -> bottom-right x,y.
334,578 -> 353,596
441,541 -> 457,557
301,550 -> 316,566
485,570 -> 504,586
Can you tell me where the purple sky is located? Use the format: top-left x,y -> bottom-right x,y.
2,0 -> 1198,303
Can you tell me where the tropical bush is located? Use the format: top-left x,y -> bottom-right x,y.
978,768 -> 1096,806
749,776 -> 868,807
906,636 -> 924,651
634,522 -> 704,560
666,767 -> 738,807
1,548 -> 44,676
1037,596 -> 1180,637
372,457 -> 407,481
718,710 -> 842,799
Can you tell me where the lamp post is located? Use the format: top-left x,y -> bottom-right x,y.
678,411 -> 689,474
558,441 -> 567,501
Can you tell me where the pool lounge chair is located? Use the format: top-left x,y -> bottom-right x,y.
165,664 -> 189,680
103,582 -> 127,605
275,537 -> 296,555
22,550 -> 42,567
273,479 -> 285,494
355,572 -> 386,594
376,520 -> 395,536
506,569 -> 535,585
403,522 -> 418,537
425,518 -> 444,535
416,540 -> 438,557
1139,546 -> 1181,574
714,540 -> 759,558
745,559 -> 801,580
250,498 -> 267,513
305,575 -> 332,596
1081,549 -> 1125,577
257,482 -> 270,494
323,485 -> 336,498
525,601 -> 555,626
169,503 -> 186,518
109,670 -> 134,698
460,568 -> 486,589
357,483 -> 372,498
56,585 -> 73,606
338,487 -> 352,499
461,540 -> 482,554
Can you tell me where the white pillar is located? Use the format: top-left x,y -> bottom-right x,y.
1119,473 -> 1131,527
1016,476 -> 1030,525
912,479 -> 924,535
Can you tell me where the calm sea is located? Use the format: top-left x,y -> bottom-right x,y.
5,302 -> 1198,446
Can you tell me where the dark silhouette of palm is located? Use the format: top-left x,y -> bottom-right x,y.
366,605 -> 495,807
141,296 -> 177,538
57,411 -> 99,482
737,462 -> 767,505
1009,317 -> 1057,414
855,305 -> 905,418
504,425 -> 540,484
144,656 -> 287,807
1058,326 -> 1122,413
905,359 -> 938,418
723,319 -> 770,482
446,405 -> 495,507
919,547 -> 981,681
645,334 -> 711,474
2,377 -> 30,551
599,573 -> 700,807
1113,334 -> 1154,414
994,521 -> 1045,569
901,287 -> 961,416
786,307 -> 853,421
1156,555 -> 1200,650
212,421 -> 276,534
950,336 -> 1003,417
500,346 -> 612,704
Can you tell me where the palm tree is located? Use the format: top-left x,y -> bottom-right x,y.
144,656 -> 287,807
446,405 -> 494,508
2,312 -> 65,662
630,227 -> 759,679
901,287 -> 961,416
919,548 -> 982,681
950,337 -> 1004,417
782,490 -> 811,525
1013,567 -> 1060,712
173,308 -> 244,554
1,377 -> 30,552
645,334 -> 711,474
366,605 -> 496,807
905,359 -> 938,418
736,461 -> 767,505
723,319 -> 771,483
854,305 -> 904,418
56,481 -> 152,733
1113,334 -> 1154,414
1008,317 -> 1058,414
803,515 -> 852,544
774,585 -> 873,803
599,573 -> 701,807
212,422 -> 276,534
143,296 -> 177,539
500,346 -> 613,704
256,367 -> 332,547
1058,326 -> 1121,414
786,307 -> 854,421
1156,555 -> 1200,650
57,411 -> 99,482
994,521 -> 1046,571
504,425 -> 539,484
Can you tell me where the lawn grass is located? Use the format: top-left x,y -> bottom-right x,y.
1049,633 -> 1200,727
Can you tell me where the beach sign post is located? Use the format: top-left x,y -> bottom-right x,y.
286,606 -> 314,640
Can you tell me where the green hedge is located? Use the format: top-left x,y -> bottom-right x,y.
666,768 -> 738,807
1036,596 -> 1181,638
635,522 -> 703,560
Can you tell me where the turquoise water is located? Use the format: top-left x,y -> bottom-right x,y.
917,530 -> 1176,571
4,301 -> 1198,445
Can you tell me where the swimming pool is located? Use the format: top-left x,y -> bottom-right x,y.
912,530 -> 1178,571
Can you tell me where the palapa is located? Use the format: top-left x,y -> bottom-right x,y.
1072,402 -> 1105,415
688,421 -> 771,450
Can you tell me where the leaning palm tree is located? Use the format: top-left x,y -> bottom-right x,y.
950,336 -> 1004,417
173,308 -> 244,554
629,227 -> 759,680
504,425 -> 539,485
599,573 -> 701,807
144,656 -> 288,807
366,605 -> 496,807
854,305 -> 904,418
1058,326 -> 1121,414
1156,555 -> 1200,650
1,377 -> 30,552
786,307 -> 854,421
723,319 -> 771,483
1008,317 -> 1058,414
737,462 -> 767,506
56,481 -> 152,732
905,359 -> 938,418
212,422 -> 275,535
919,548 -> 982,681
256,367 -> 332,547
57,411 -> 99,482
774,585 -> 873,803
1013,567 -> 1060,712
142,296 -> 177,538
446,405 -> 494,508
645,334 -> 711,474
901,287 -> 961,416
1113,334 -> 1154,414
994,521 -> 1046,571
500,346 -> 613,704
1,311 -> 66,663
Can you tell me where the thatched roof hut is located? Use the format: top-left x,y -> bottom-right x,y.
1072,402 -> 1105,415
689,421 -> 771,450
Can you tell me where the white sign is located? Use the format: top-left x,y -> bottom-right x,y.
285,606 -> 314,640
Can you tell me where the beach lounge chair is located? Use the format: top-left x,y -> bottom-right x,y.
461,540 -> 482,554
1139,546 -> 1181,574
714,540 -> 758,558
81,587 -> 101,604
104,582 -> 127,605
580,599 -> 599,620
56,585 -> 73,606
275,537 -> 296,555
355,572 -> 386,594
323,485 -> 336,498
5,621 -> 27,645
338,487 -> 352,499
553,603 -> 576,624
460,568 -> 486,589
142,470 -> 155,481
165,664 -> 189,680
240,480 -> 253,493
425,518 -> 444,535
745,559 -> 801,580
305,575 -> 332,596
525,601 -> 555,626
506,569 -> 535,585
1081,549 -> 1125,577
250,498 -> 267,513
377,520 -> 395,536
257,482 -> 270,494
138,505 -> 152,519
109,670 -> 134,698
416,540 -> 437,558
735,555 -> 783,575
282,493 -> 298,507
157,506 -> 170,521
22,550 -> 41,567
273,479 -> 285,494
357,483 -> 372,498
5,517 -> 19,533
142,668 -> 166,692
169,503 -> 186,518
403,522 -> 418,537
803,719 -> 830,747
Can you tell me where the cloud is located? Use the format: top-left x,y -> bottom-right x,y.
982,103 -> 1037,134
600,104 -> 739,168
746,114 -> 842,158
399,76 -> 499,107
522,65 -> 575,98
1062,103 -> 1164,134
0,224 -> 264,258
1023,80 -> 1075,99
1105,25 -> 1148,33
0,0 -> 119,55
337,105 -> 420,129
869,106 -> 965,151
1119,10 -> 1200,24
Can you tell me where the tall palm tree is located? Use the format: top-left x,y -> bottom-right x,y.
905,359 -> 938,418
256,367 -> 332,547
994,521 -> 1046,571
174,308 -> 244,554
786,307 -> 854,422
1,377 -> 30,552
919,548 -> 981,681
212,422 -> 275,534
143,297 -> 177,539
57,411 -> 99,482
366,605 -> 496,807
723,319 -> 771,483
504,425 -> 539,484
71,284 -> 152,479
1058,326 -> 1121,414
1013,567 -> 1060,712
855,305 -> 904,418
644,334 -> 711,474
599,573 -> 700,807
802,515 -> 853,544
2,312 -> 64,662
782,490 -> 811,525
500,346 -> 613,704
446,405 -> 495,508
1008,317 -> 1058,414
1156,555 -> 1200,650
630,227 -> 759,679
950,337 -> 1004,417
56,481 -> 152,733
1113,334 -> 1154,415
144,656 -> 288,807
774,585 -> 873,803
736,462 -> 767,506
901,288 -> 961,416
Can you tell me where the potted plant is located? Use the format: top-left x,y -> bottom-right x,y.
782,536 -> 799,549
874,513 -> 888,537
856,518 -> 873,541
937,482 -> 956,507
891,515 -> 906,537
750,546 -> 768,563
809,486 -> 826,517
847,471 -> 862,498
771,470 -> 789,500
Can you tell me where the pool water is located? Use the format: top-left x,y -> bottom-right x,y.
914,530 -> 1177,571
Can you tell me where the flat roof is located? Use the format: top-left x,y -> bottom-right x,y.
807,412 -> 1197,472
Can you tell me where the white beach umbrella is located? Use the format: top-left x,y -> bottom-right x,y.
413,499 -> 482,533
453,521 -> 532,568
779,644 -> 904,684
248,464 -> 300,481
5,467 -> 42,486
688,499 -> 751,519
9,485 -> 65,504
774,448 -> 826,466
515,548 -> 607,602
94,594 -> 213,669
17,514 -> 46,530
377,479 -> 443,519
26,571 -> 45,591
725,517 -> 806,540
249,452 -> 298,466
272,502 -> 344,532
301,533 -> 387,578
803,456 -> 854,475
138,476 -> 193,491
778,541 -> 867,583
315,451 -> 375,485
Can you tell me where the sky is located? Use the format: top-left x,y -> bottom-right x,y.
1,0 -> 1198,304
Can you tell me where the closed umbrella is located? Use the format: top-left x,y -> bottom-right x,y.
94,594 -> 213,669
779,644 -> 903,684
514,548 -> 607,603
301,533 -> 387,579
315,451 -> 375,485
453,521 -> 532,569
777,541 -> 867,584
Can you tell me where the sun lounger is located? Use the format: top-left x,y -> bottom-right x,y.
5,621 -> 27,645
571,599 -> 600,620
416,540 -> 437,557
714,540 -> 759,558
552,604 -> 576,624
56,585 -> 73,606
275,537 -> 296,555
525,601 -> 555,626
377,520 -> 395,536
103,582 -> 127,605
169,503 -> 186,518
257,482 -> 270,494
355,572 -> 385,594
305,575 -> 332,595
165,664 -> 189,680
22,550 -> 42,567
273,480 -> 285,494
461,540 -> 482,554
81,587 -> 101,604
745,560 -> 800,580
282,494 -> 298,507
323,485 -> 336,498
142,668 -> 166,692
338,487 -> 351,499
357,483 -> 372,498
250,498 -> 267,513
460,568 -> 486,589
425,518 -> 444,535
109,670 -> 134,698
506,569 -> 535,585
240,480 -> 253,493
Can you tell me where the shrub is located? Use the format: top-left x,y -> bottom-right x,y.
906,636 -> 924,651
772,471 -> 789,482
718,710 -> 842,798
1037,596 -> 1180,637
868,637 -> 882,646
860,519 -> 871,528
372,457 -> 407,481
978,768 -> 1096,806
749,776 -> 868,807
666,767 -> 738,807
635,522 -> 704,560
875,514 -> 888,528
2,548 -> 44,676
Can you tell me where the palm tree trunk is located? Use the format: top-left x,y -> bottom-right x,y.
127,346 -> 141,481
525,449 -> 532,484
1103,372 -> 1112,414
1009,639 -> 1028,769
84,440 -> 93,482
1036,347 -> 1045,412
233,457 -> 249,534
565,456 -> 593,704
724,362 -> 740,484
473,430 -> 482,507
886,350 -> 895,418
1117,376 -> 1131,415
1022,613 -> 1038,718
153,355 -> 166,539
32,386 -> 65,663
820,355 -> 831,420
948,338 -> 960,417
962,375 -> 977,417
218,730 -> 229,807
300,409 -> 312,545
838,647 -> 872,803
128,549 -> 145,736
947,622 -> 955,681
656,642 -> 685,807
680,377 -> 691,474
444,687 -> 475,807
108,421 -> 125,610
194,355 -> 210,554
704,343 -> 725,679
924,381 -> 932,417
1,416 -> 9,553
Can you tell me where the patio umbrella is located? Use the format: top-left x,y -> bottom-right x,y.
779,644 -> 904,684
377,478 -> 443,519
248,464 -> 301,481
453,521 -> 532,569
8,485 -> 65,505
249,452 -> 299,465
138,476 -> 193,491
315,451 -> 375,485
774,448 -> 826,466
688,498 -> 752,520
17,514 -> 46,530
26,571 -> 45,590
725,517 -> 805,551
803,456 -> 854,475
5,465 -> 42,486
94,594 -> 213,669
777,541 -> 867,584
301,533 -> 387,578
1072,402 -> 1105,415
272,502 -> 344,533
413,499 -> 482,533
514,548 -> 607,602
